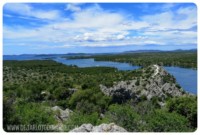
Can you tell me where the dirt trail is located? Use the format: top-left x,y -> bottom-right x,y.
152,65 -> 159,77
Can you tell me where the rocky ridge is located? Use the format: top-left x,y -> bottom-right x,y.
100,65 -> 186,103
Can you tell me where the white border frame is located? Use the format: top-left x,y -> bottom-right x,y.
0,0 -> 199,134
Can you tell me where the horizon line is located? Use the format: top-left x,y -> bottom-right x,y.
3,48 -> 197,56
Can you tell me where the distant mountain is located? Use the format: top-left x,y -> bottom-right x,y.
171,49 -> 197,52
123,50 -> 163,53
3,49 -> 197,56
122,49 -> 197,54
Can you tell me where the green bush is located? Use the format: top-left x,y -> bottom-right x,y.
69,89 -> 111,114
102,104 -> 141,131
81,83 -> 89,90
4,101 -> 56,132
134,100 -> 156,116
166,96 -> 197,129
145,109 -> 191,132
56,100 -> 69,109
135,80 -> 140,86
163,74 -> 175,83
3,95 -> 16,128
53,87 -> 70,100
64,112 -> 99,131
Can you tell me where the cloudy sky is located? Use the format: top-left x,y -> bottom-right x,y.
3,3 -> 197,54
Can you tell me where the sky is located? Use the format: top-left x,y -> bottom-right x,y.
3,3 -> 197,55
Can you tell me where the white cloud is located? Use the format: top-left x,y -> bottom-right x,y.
70,4 -> 124,29
142,12 -> 173,30
3,4 -> 197,49
116,34 -> 125,40
4,3 -> 61,20
65,3 -> 82,12
141,6 -> 197,31
3,14 -> 13,18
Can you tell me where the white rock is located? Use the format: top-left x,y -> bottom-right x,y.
51,106 -> 73,121
70,123 -> 127,132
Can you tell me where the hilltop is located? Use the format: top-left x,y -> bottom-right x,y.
100,65 -> 186,105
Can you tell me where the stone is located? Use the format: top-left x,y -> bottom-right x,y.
70,124 -> 93,132
51,106 -> 73,121
70,123 -> 127,132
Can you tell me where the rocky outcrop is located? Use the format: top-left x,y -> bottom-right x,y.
100,65 -> 186,102
100,81 -> 133,103
50,106 -> 73,131
70,123 -> 127,132
51,106 -> 73,121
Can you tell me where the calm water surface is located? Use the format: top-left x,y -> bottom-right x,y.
53,57 -> 140,71
164,67 -> 197,94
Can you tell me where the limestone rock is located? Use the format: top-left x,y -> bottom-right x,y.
100,65 -> 186,103
92,123 -> 127,132
70,123 -> 127,132
51,106 -> 73,121
70,124 -> 93,132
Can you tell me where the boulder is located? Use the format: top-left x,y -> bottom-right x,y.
92,123 -> 127,132
70,123 -> 127,132
70,124 -> 93,132
51,106 -> 73,121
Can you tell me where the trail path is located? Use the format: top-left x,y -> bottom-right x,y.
152,64 -> 159,78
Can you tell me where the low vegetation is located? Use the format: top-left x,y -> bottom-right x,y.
3,60 -> 197,132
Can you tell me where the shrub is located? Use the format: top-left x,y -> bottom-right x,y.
69,89 -> 111,114
166,96 -> 197,129
135,80 -> 140,86
53,87 -> 70,100
144,109 -> 191,132
175,83 -> 181,89
4,101 -> 56,132
63,112 -> 99,131
102,104 -> 141,131
81,83 -> 89,90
